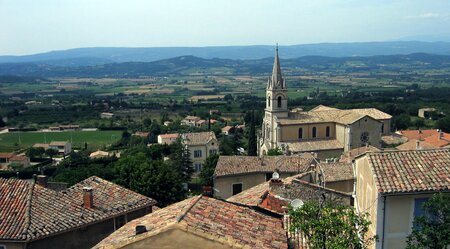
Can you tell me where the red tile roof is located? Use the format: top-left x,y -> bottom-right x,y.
95,195 -> 288,249
0,176 -> 155,242
214,154 -> 315,177
158,133 -> 179,139
396,139 -> 437,150
423,133 -> 450,148
366,149 -> 450,194
398,129 -> 439,140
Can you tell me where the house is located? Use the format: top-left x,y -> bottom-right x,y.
157,133 -> 179,145
182,131 -> 219,172
214,154 -> 316,199
397,129 -> 450,148
133,131 -> 149,139
49,141 -> 72,155
221,125 -> 233,135
89,150 -> 112,159
417,107 -> 436,118
163,121 -> 172,126
209,109 -> 220,115
180,116 -> 201,127
59,125 -> 80,131
0,175 -> 156,249
0,153 -> 30,170
100,112 -> 114,119
339,145 -> 380,163
354,149 -> 450,249
260,48 -> 391,159
94,195 -> 288,249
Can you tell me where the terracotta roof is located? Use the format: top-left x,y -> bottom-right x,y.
0,153 -> 14,159
49,141 -> 69,146
228,172 -> 352,215
366,149 -> 450,194
396,139 -> 438,150
221,125 -> 233,132
64,176 -> 156,216
94,195 -> 288,249
0,176 -> 155,242
398,129 -> 440,141
340,145 -> 381,163
423,133 -> 450,148
320,162 -> 354,182
182,131 -> 216,146
158,133 -> 179,139
183,116 -> 200,121
285,139 -> 344,152
214,154 -> 315,177
279,106 -> 390,125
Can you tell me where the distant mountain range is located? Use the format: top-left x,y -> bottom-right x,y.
1,41 -> 450,67
1,53 -> 450,78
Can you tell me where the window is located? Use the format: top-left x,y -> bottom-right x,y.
267,96 -> 270,107
194,150 -> 202,158
413,198 -> 430,228
326,126 -> 330,137
298,128 -> 303,139
0,245 -> 6,249
277,96 -> 282,108
265,173 -> 273,181
209,149 -> 217,155
232,183 -> 243,195
312,127 -> 317,138
266,126 -> 270,139
381,123 -> 384,133
194,163 -> 202,172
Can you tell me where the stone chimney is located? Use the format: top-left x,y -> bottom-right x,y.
83,187 -> 93,209
269,171 -> 283,194
36,175 -> 48,188
416,140 -> 421,150
439,132 -> 443,140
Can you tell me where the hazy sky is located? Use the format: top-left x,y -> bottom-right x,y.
1,0 -> 450,55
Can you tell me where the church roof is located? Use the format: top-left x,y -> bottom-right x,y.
278,105 -> 390,125
284,139 -> 344,153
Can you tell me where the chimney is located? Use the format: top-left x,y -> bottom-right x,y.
269,171 -> 283,194
202,186 -> 213,197
36,175 -> 48,188
439,132 -> 443,140
416,140 -> 420,150
83,187 -> 93,209
135,225 -> 147,235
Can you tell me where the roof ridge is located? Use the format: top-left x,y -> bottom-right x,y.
23,181 -> 35,240
176,195 -> 202,222
369,148 -> 450,154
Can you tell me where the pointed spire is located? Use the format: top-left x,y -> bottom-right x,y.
270,44 -> 283,89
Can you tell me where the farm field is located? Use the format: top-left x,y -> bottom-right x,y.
0,130 -> 122,152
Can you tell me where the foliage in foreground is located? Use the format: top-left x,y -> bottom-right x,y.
407,193 -> 450,249
289,201 -> 376,249
198,154 -> 219,186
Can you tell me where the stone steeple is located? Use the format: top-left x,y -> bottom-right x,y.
268,44 -> 285,89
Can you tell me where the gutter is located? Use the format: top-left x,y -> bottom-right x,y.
381,195 -> 386,249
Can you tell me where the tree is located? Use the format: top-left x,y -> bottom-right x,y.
45,148 -> 58,159
289,201 -> 376,249
414,118 -> 425,129
267,148 -> 283,156
0,115 -> 5,127
114,151 -> 185,207
198,154 -> 219,186
169,138 -> 193,182
393,113 -> 412,130
406,193 -> 450,249
436,117 -> 450,133
26,147 -> 45,158
247,111 -> 257,156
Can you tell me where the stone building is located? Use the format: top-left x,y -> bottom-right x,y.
259,47 -> 391,159
0,176 -> 156,249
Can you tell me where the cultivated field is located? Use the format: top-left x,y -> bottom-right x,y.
0,130 -> 122,152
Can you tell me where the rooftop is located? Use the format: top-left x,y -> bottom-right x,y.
94,195 -> 288,249
339,145 -> 381,163
365,149 -> 450,194
158,133 -> 179,139
0,176 -> 155,242
182,131 -> 216,146
398,129 -> 440,141
396,139 -> 437,150
284,139 -> 344,152
214,154 -> 315,177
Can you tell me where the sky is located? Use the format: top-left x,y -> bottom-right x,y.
1,0 -> 450,55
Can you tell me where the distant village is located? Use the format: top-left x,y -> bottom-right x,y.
1,49 -> 449,249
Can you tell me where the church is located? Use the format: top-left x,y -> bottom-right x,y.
259,47 -> 392,159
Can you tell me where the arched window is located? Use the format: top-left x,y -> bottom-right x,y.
277,96 -> 282,108
266,126 -> 270,139
267,96 -> 270,107
381,123 -> 384,133
298,128 -> 303,139
312,127 -> 317,138
326,126 -> 330,137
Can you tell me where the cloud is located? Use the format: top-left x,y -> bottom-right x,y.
407,12 -> 448,19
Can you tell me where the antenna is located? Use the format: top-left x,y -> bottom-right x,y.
290,199 -> 304,211
272,172 -> 280,180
